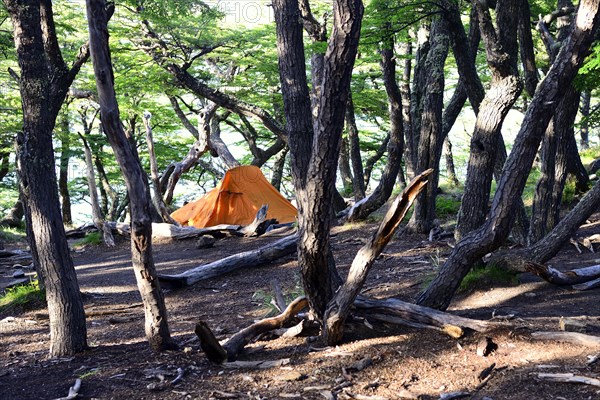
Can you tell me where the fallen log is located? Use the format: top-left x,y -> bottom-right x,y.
104,222 -> 242,241
158,234 -> 297,288
524,262 -> 600,285
0,249 -> 32,267
353,296 -> 496,338
537,373 -> 600,387
573,277 -> 600,290
531,331 -> 600,347
195,296 -> 308,362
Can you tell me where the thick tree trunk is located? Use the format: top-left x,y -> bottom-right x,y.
418,0 -> 600,310
86,0 -> 175,351
6,0 -> 88,357
409,18 -> 450,233
454,0 -> 523,240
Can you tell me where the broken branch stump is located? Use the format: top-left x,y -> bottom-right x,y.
195,296 -> 308,362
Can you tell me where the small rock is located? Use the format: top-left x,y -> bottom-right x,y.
196,236 -> 216,249
12,270 -> 25,278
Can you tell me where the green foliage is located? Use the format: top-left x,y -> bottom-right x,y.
458,265 -> 518,293
435,195 -> 461,219
252,277 -> 304,317
73,231 -> 103,248
0,226 -> 25,242
580,145 -> 600,167
561,178 -> 577,205
0,280 -> 46,314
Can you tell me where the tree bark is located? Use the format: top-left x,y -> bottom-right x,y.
580,91 -> 591,149
418,0 -> 600,310
86,0 -> 175,351
455,0 -> 523,240
443,137 -> 460,187
273,0 -> 364,320
58,111 -> 72,225
409,18 -> 450,233
6,0 -> 88,356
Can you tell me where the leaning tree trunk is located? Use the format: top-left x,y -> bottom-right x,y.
418,0 -> 600,310
86,0 -> 175,351
491,174 -> 600,272
6,0 -> 88,357
325,170 -> 432,344
454,0 -> 523,241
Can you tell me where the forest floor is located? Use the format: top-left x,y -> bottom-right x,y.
2,216 -> 600,400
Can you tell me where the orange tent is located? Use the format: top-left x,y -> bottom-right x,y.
171,165 -> 297,228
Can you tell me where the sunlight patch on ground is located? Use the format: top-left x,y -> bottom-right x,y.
75,260 -> 126,271
449,282 -> 546,311
83,285 -> 138,294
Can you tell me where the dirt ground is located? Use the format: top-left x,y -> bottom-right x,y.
2,218 -> 600,400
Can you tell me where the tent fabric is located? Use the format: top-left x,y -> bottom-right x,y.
171,165 -> 297,228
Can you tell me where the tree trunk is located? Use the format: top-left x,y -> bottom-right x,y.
580,91 -> 591,149
142,112 -> 179,224
339,136 -> 354,195
347,37 -> 404,222
210,114 -> 240,169
267,147 -> 286,191
443,137 -> 460,187
400,41 -> 416,180
409,18 -> 450,233
345,94 -> 366,200
86,0 -> 175,351
79,133 -> 115,247
0,197 -> 24,228
58,111 -> 72,225
454,0 -> 523,240
6,0 -> 88,356
273,0 -> 363,320
417,0 -> 600,310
